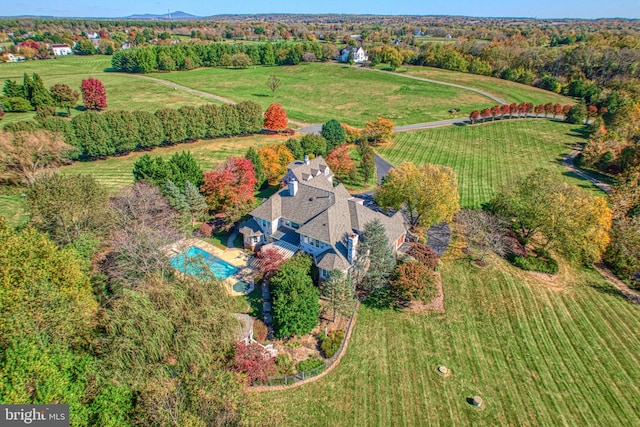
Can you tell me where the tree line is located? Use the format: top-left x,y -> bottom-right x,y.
111,41 -> 335,73
3,100 -> 263,160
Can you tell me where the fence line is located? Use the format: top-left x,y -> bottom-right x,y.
249,302 -> 360,392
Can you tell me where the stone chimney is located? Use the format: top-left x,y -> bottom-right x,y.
288,179 -> 298,196
347,233 -> 359,264
304,154 -> 310,165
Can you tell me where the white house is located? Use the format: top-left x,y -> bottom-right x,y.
51,44 -> 73,56
86,32 -> 99,39
339,46 -> 368,64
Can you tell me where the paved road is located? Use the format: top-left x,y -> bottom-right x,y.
374,153 -> 394,185
562,146 -> 611,194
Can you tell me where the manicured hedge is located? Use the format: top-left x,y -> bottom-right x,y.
3,101 -> 263,160
111,41 -> 328,73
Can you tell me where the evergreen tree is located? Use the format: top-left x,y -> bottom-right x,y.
270,255 -> 320,338
183,181 -> 208,227
169,151 -> 203,188
321,270 -> 355,322
321,119 -> 346,151
164,180 -> 189,213
357,219 -> 396,293
105,110 -> 140,153
22,73 -> 33,102
178,106 -> 206,140
132,110 -> 164,148
359,141 -> 375,184
2,80 -> 23,98
156,108 -> 186,143
245,146 -> 266,190
71,111 -> 114,158
132,154 -> 171,185
30,73 -> 54,109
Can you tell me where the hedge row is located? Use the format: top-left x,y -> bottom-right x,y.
111,41 -> 330,73
3,101 -> 263,160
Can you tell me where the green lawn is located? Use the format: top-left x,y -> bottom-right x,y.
376,119 -> 600,208
0,56 -> 218,124
149,63 -> 493,126
400,66 -> 573,106
59,134 -> 289,194
248,250 -> 640,426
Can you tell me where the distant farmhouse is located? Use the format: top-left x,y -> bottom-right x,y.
339,46 -> 368,64
51,44 -> 73,56
240,156 -> 406,280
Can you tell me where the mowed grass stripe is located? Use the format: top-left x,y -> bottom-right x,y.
378,120 -> 601,208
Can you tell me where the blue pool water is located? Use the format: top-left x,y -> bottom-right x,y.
171,246 -> 239,279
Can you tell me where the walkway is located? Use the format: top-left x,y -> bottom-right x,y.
562,146 -> 611,194
374,153 -> 393,185
594,263 -> 640,306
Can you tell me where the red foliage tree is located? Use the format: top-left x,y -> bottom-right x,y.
500,104 -> 511,118
253,320 -> 268,343
80,77 -> 107,110
264,103 -> 288,130
544,102 -> 554,118
480,108 -> 492,122
587,105 -> 599,118
407,242 -> 440,270
325,144 -> 357,181
598,106 -> 609,116
232,341 -> 276,385
390,260 -> 435,301
256,246 -> 286,280
534,104 -> 544,117
469,110 -> 480,124
490,105 -> 501,120
201,157 -> 257,215
553,103 -> 563,118
562,104 -> 572,116
509,103 -> 518,118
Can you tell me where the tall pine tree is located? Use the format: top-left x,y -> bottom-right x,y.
357,219 -> 396,293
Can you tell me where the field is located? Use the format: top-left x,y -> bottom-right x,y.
248,247 -> 640,426
400,66 -> 572,106
0,56 -> 218,125
149,62 -> 493,126
376,119 -> 599,208
59,134 -> 288,193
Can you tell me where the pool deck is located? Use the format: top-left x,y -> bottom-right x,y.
167,238 -> 254,296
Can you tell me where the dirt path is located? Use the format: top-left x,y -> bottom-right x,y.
594,263 -> 640,306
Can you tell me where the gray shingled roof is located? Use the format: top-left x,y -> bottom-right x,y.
316,249 -> 350,271
238,218 -> 262,236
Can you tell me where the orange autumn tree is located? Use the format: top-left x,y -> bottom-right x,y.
325,144 -> 357,182
257,144 -> 294,184
264,103 -> 288,130
200,157 -> 257,222
362,117 -> 394,145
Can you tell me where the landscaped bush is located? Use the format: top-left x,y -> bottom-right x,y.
406,242 -> 439,270
198,222 -> 214,237
274,353 -> 295,376
232,341 -> 276,385
295,356 -> 325,373
509,248 -> 559,274
390,260 -> 437,303
253,319 -> 268,343
320,330 -> 345,359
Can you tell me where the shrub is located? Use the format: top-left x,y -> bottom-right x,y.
232,341 -> 276,385
509,248 -> 559,274
390,260 -> 437,302
274,353 -> 295,376
253,319 -> 268,343
406,242 -> 439,270
198,222 -> 213,237
295,356 -> 325,373
320,330 -> 345,359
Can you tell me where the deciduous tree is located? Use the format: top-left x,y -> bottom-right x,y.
266,75 -> 281,97
49,83 -> 80,116
264,102 -> 288,130
469,110 -> 480,124
245,146 -> 266,189
256,246 -> 286,281
375,162 -> 460,228
0,130 -> 72,185
232,342 -> 276,385
325,143 -> 357,182
456,209 -> 508,261
363,117 -> 394,144
257,144 -> 294,183
390,260 -> 436,302
200,157 -> 257,220
321,270 -> 355,322
80,77 -> 107,110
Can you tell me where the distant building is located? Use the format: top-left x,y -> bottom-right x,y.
445,34 -> 452,39
3,53 -> 26,62
414,29 -> 425,36
51,44 -> 73,56
86,32 -> 99,39
339,46 -> 368,64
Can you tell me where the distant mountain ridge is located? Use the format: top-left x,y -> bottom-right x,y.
124,11 -> 200,20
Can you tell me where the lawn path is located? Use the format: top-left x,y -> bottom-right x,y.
128,74 -> 309,127
334,63 -> 508,104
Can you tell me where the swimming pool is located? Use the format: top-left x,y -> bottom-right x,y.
170,246 -> 239,279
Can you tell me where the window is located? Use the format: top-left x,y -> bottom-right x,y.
319,268 -> 328,279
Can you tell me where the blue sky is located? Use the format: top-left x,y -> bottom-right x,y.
3,0 -> 639,19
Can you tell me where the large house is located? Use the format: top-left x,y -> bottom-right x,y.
339,46 -> 368,64
240,156 -> 406,279
51,44 -> 73,56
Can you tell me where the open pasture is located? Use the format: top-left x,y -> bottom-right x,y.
376,120 -> 600,208
149,62 -> 493,126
